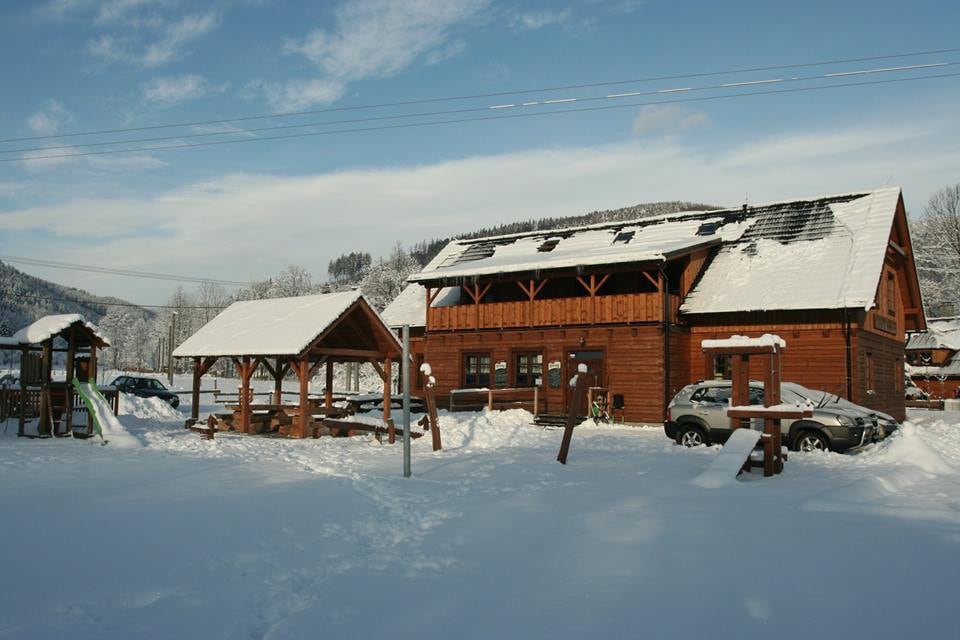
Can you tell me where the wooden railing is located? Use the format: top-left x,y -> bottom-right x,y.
428,292 -> 680,331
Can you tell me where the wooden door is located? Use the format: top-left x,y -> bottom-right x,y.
564,349 -> 604,416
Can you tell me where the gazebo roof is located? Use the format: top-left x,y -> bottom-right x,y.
0,314 -> 109,349
172,290 -> 402,359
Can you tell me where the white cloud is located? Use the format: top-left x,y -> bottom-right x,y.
269,0 -> 488,110
88,11 -> 219,67
509,8 -> 572,31
26,100 -> 72,135
16,145 -> 166,172
3,118 -> 956,303
632,104 -> 710,137
141,74 -> 209,105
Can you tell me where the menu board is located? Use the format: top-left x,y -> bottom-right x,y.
494,360 -> 508,387
547,360 -> 562,388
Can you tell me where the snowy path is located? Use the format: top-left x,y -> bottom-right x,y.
1,405 -> 958,639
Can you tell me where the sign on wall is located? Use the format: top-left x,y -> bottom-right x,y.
547,360 -> 562,388
494,360 -> 508,387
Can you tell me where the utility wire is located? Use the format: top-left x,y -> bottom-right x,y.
0,290 -> 227,310
7,71 -> 959,162
0,254 -> 250,286
2,46 -> 958,144
3,61 -> 951,155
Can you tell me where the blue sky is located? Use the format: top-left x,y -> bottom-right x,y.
1,0 -> 959,304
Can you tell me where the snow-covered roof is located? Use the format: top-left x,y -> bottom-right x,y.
173,290 -> 398,358
683,187 -> 902,314
381,283 -> 461,328
701,334 -> 786,350
381,284 -> 426,328
7,314 -> 109,347
409,212 -> 734,283
907,320 -> 960,351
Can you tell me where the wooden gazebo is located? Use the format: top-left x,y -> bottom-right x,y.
172,291 -> 403,438
0,314 -> 111,438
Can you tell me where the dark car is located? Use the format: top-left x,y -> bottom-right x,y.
110,375 -> 180,408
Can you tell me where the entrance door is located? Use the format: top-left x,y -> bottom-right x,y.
565,349 -> 604,415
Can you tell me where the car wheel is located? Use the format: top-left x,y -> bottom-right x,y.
794,430 -> 829,452
677,424 -> 707,447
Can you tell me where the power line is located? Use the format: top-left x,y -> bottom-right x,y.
7,71 -> 959,162
3,61 -> 951,156
0,255 -> 249,286
2,46 -> 958,144
0,290 -> 226,310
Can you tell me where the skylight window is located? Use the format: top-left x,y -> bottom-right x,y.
538,238 -> 561,252
613,230 -> 635,244
696,222 -> 719,236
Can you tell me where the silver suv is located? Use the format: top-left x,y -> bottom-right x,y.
664,380 -> 881,453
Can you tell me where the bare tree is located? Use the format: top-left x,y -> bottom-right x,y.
914,183 -> 960,317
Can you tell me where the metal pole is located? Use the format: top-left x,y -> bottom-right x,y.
402,325 -> 411,478
167,313 -> 176,386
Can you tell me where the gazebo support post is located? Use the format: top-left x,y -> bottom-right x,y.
62,327 -> 77,436
384,357 -> 394,443
297,358 -> 310,438
325,360 -> 334,412
273,359 -> 285,405
239,356 -> 253,434
190,357 -> 202,425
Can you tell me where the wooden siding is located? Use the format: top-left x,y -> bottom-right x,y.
422,325 -> 668,423
852,329 -> 907,421
428,292 -> 679,332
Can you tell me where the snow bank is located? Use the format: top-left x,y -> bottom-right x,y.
119,393 -> 183,422
871,421 -> 955,475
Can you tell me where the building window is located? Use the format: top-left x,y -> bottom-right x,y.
886,272 -> 896,316
712,355 -> 731,380
463,353 -> 491,388
514,352 -> 543,387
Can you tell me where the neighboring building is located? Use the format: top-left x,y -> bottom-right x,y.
380,283 -> 429,391
402,187 -> 924,422
906,318 -> 960,399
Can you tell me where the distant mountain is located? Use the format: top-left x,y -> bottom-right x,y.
407,200 -> 723,265
0,260 -> 153,336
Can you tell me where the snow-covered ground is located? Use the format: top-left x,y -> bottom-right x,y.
1,398 -> 958,639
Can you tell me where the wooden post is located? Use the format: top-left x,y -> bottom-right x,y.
325,360 -> 334,412
487,389 -> 493,411
557,373 -> 588,464
273,358 -> 284,405
533,386 -> 539,417
190,357 -> 202,425
62,327 -> 76,436
298,358 -> 310,438
18,347 -> 27,436
38,340 -> 52,437
425,384 -> 442,452
730,354 -> 749,430
384,357 -> 394,443
239,356 -> 252,434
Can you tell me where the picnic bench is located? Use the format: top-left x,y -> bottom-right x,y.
322,417 -> 423,443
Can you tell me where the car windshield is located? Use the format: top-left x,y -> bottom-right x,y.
136,379 -> 166,390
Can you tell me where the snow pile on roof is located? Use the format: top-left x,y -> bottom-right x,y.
10,314 -> 109,346
173,290 -> 366,357
410,212 -> 733,282
683,188 -> 902,314
381,283 -> 426,328
701,334 -> 786,350
908,320 -> 960,351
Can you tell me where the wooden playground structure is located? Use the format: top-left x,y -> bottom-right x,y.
0,315 -> 117,438
701,335 -> 812,478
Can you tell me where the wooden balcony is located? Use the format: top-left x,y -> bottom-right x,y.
427,292 -> 681,331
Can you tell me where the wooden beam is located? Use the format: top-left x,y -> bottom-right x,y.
532,279 -> 549,298
576,275 -> 592,295
383,358 -> 393,442
312,347 -> 390,359
63,326 -> 76,435
308,356 -> 328,379
325,360 -> 334,411
272,357 -> 284,406
517,280 -> 533,299
369,359 -> 387,382
642,271 -> 659,289
298,358 -> 310,438
427,286 -> 443,305
594,273 -> 610,292
191,356 -> 202,422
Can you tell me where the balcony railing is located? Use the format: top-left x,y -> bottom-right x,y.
427,292 -> 680,331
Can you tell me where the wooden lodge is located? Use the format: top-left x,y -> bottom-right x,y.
386,187 -> 924,423
906,318 -> 960,400
172,290 -> 403,438
0,314 -> 117,437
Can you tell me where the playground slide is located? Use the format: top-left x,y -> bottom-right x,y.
691,428 -> 761,489
72,379 -> 142,449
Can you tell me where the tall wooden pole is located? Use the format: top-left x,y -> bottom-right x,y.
38,340 -> 52,437
63,327 -> 76,436
384,357 -> 393,443
18,347 -> 27,436
190,356 -> 202,425
298,358 -> 310,438
325,360 -> 334,411
273,358 -> 284,405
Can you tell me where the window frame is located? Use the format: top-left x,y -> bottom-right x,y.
513,351 -> 544,388
462,352 -> 492,388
